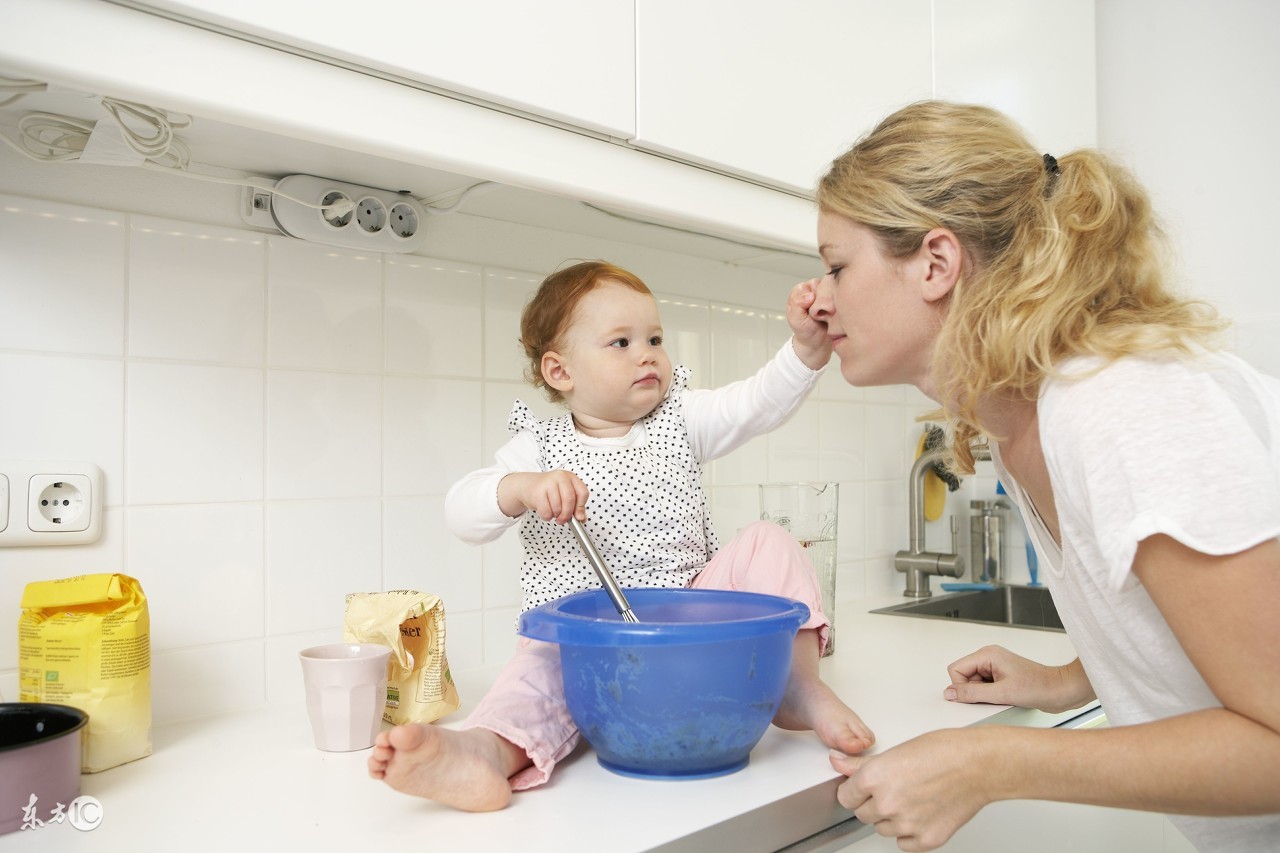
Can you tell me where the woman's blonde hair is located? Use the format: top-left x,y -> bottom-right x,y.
520,260 -> 652,404
817,100 -> 1226,471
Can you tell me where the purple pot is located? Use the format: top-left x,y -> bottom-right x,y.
0,703 -> 88,835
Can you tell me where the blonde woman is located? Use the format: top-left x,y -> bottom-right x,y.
810,101 -> 1280,852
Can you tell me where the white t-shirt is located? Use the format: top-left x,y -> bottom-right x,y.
994,349 -> 1280,852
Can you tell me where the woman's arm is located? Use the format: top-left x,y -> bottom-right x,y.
831,535 -> 1280,851
944,646 -> 1096,714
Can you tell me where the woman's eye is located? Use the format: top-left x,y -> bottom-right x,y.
825,265 -> 844,280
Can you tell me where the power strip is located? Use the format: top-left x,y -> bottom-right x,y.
240,174 -> 427,254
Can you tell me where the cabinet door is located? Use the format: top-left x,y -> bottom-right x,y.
842,801 -> 1167,852
934,0 -> 1098,153
634,1 -> 933,195
127,0 -> 636,137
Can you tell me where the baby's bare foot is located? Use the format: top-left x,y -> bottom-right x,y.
773,676 -> 876,755
367,724 -> 520,812
772,631 -> 874,755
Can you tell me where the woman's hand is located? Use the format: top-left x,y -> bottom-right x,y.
787,277 -> 832,370
945,645 -> 1096,714
831,730 -> 993,852
498,470 -> 589,523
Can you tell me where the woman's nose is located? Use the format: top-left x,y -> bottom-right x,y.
809,276 -> 834,319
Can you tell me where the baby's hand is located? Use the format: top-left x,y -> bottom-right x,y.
787,278 -> 832,370
520,470 -> 589,524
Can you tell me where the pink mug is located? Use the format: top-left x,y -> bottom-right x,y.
299,643 -> 391,751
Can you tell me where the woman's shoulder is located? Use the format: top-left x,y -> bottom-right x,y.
1046,350 -> 1272,403
1041,350 -> 1280,442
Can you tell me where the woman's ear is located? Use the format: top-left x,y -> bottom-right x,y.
918,228 -> 963,303
541,351 -> 573,393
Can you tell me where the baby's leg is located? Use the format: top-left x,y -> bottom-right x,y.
772,628 -> 874,755
368,637 -> 581,810
694,520 -> 874,754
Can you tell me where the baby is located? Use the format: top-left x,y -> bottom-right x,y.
368,260 -> 873,810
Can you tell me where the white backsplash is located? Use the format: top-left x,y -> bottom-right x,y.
0,170 -> 938,722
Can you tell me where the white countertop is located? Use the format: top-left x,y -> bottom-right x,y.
2,593 -> 1090,852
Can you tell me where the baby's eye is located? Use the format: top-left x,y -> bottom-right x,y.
609,338 -> 630,348
648,335 -> 663,347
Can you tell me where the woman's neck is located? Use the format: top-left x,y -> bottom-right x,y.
978,394 -> 1061,545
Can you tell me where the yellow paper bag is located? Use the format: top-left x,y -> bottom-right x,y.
19,573 -> 152,772
343,590 -> 460,725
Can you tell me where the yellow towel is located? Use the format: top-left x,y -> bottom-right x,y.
915,431 -> 946,522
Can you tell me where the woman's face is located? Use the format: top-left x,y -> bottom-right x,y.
811,212 -> 940,396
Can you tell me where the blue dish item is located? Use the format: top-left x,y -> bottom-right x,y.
939,582 -> 997,592
519,587 -> 809,780
997,481 -> 1042,586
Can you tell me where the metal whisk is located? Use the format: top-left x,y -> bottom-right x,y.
568,516 -> 639,623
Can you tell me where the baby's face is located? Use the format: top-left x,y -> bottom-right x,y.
556,280 -> 672,436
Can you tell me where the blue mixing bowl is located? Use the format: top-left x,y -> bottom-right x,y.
518,588 -> 809,780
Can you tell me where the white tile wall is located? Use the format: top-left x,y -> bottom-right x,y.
128,362 -> 264,504
0,187 -> 936,719
0,198 -> 126,357
128,217 -> 266,364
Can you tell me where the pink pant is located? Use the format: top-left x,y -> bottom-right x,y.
460,520 -> 829,791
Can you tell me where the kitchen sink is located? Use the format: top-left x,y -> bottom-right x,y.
871,585 -> 1064,632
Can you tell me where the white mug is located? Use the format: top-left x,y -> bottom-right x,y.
299,643 -> 392,752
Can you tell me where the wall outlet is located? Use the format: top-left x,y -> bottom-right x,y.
0,460 -> 103,547
28,474 -> 92,532
246,174 -> 427,254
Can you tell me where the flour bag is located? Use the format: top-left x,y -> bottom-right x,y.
343,590 -> 460,725
19,573 -> 152,772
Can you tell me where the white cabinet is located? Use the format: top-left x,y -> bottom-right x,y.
127,0 -> 637,137
0,0 -> 1101,257
632,1 -> 1096,195
934,0 -> 1098,153
2,0 -> 819,254
841,803 -> 1189,852
633,1 -> 933,195
113,1 -> 1098,201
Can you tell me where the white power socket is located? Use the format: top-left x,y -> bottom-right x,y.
241,174 -> 427,254
0,460 -> 103,547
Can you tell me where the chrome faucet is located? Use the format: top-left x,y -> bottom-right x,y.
894,444 -> 992,598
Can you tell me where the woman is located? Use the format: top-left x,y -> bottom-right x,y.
809,100 -> 1280,852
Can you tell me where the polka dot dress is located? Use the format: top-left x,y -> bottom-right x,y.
509,366 -> 719,612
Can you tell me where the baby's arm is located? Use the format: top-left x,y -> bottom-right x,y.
683,335 -> 823,462
444,431 -> 540,545
445,431 -> 591,544
497,470 -> 588,525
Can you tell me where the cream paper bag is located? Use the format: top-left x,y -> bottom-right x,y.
343,590 -> 460,725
